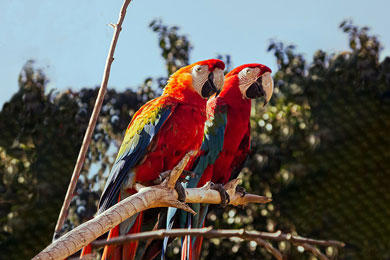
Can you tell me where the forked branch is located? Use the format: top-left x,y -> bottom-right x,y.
89,227 -> 344,260
53,0 -> 133,240
33,152 -> 271,260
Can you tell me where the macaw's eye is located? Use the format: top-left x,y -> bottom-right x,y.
194,65 -> 202,73
245,68 -> 252,74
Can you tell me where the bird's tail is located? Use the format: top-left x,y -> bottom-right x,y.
189,223 -> 204,260
140,207 -> 179,260
181,230 -> 204,260
79,243 -> 92,259
100,211 -> 144,260
141,206 -> 180,260
80,190 -> 143,260
180,204 -> 208,260
180,212 -> 192,260
181,235 -> 192,260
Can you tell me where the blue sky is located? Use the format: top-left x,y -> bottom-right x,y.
1,0 -> 389,106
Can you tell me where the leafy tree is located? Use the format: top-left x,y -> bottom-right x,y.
1,19 -> 389,260
0,61 -> 88,259
0,20 -> 191,259
201,20 -> 390,260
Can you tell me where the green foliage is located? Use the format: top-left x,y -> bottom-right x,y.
200,20 -> 390,260
0,19 -> 194,259
150,19 -> 192,76
0,61 -> 87,259
1,19 -> 389,260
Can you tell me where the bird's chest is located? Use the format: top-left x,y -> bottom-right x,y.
134,105 -> 206,184
160,105 -> 206,150
222,115 -> 249,153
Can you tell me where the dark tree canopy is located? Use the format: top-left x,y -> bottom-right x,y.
0,20 -> 389,260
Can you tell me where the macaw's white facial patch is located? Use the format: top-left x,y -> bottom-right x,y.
237,67 -> 261,97
191,64 -> 210,97
191,65 -> 225,98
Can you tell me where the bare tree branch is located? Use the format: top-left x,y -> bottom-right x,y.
53,0 -> 133,240
254,238 -> 283,260
90,227 -> 344,249
89,227 -> 343,260
33,152 -> 271,260
296,243 -> 328,260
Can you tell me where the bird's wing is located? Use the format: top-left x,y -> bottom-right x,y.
98,97 -> 177,213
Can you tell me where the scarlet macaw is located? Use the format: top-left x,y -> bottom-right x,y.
142,63 -> 273,260
80,59 -> 225,260
183,63 -> 273,260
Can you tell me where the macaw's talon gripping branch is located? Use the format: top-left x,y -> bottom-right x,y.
33,151 -> 271,260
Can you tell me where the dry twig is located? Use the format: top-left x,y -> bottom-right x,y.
33,152 -> 271,260
89,227 -> 343,260
90,227 -> 344,248
53,0 -> 134,240
254,238 -> 283,260
295,243 -> 328,260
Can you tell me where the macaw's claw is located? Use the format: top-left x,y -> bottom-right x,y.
153,170 -> 171,185
211,183 -> 230,208
177,170 -> 196,183
154,170 -> 195,185
175,182 -> 186,202
153,170 -> 186,201
182,170 -> 196,179
236,186 -> 246,197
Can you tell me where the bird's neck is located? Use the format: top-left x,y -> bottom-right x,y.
219,77 -> 252,118
163,83 -> 207,108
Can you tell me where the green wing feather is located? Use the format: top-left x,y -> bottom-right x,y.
98,100 -> 176,214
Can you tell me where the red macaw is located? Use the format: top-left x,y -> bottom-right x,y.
183,63 -> 273,260
80,59 -> 225,260
142,63 -> 273,260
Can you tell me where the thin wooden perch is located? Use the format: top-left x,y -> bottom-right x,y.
296,243 -> 328,260
89,227 -> 344,260
53,0 -> 133,240
89,227 -> 346,250
254,238 -> 283,260
33,152 -> 271,260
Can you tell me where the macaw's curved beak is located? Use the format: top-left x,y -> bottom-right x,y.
201,72 -> 218,98
245,72 -> 274,106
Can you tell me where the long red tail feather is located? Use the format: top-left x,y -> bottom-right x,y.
101,212 -> 144,260
80,243 -> 93,259
181,235 -> 193,260
192,236 -> 203,260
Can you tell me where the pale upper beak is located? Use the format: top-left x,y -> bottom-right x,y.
261,72 -> 274,106
245,71 -> 274,106
200,68 -> 225,98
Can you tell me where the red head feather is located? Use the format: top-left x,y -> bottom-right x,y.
163,59 -> 225,103
226,63 -> 271,78
195,59 -> 225,72
219,63 -> 272,103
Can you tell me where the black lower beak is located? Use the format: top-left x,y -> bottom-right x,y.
201,72 -> 217,98
245,77 -> 268,106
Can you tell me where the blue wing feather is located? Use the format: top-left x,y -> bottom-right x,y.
188,108 -> 227,188
161,104 -> 228,259
98,106 -> 174,214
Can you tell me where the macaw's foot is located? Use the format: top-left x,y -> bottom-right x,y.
154,170 -> 195,185
175,182 -> 186,202
179,170 -> 196,183
154,170 -> 171,185
153,170 -> 191,202
236,186 -> 246,197
211,183 -> 230,208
